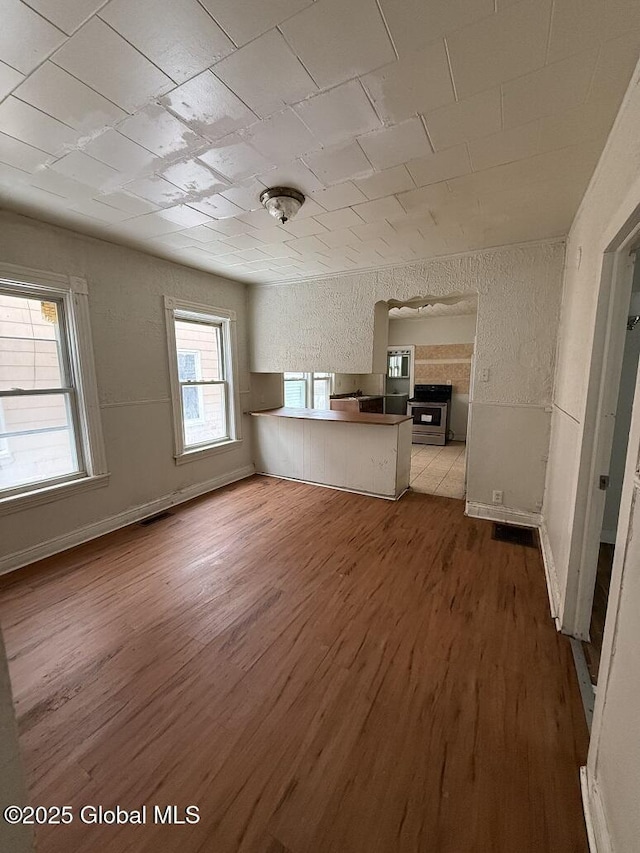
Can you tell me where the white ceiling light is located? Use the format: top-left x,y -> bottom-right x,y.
260,187 -> 305,224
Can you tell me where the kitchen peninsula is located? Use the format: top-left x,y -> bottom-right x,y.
251,407 -> 412,499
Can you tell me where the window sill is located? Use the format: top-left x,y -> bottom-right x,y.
175,438 -> 243,465
0,473 -> 110,517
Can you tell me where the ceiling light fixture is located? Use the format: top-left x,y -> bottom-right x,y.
260,186 -> 305,224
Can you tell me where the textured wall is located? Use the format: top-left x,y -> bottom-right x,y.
251,241 -> 565,512
543,58 -> 640,852
0,211 -> 253,567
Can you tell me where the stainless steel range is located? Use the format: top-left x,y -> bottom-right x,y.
407,384 -> 452,445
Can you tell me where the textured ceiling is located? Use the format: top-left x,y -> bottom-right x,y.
0,0 -> 639,284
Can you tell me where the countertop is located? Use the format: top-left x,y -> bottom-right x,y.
250,407 -> 412,426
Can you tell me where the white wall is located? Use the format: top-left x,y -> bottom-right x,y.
543,57 -> 640,851
0,628 -> 34,853
388,314 -> 477,439
251,242 -> 564,517
0,211 -> 253,571
388,314 -> 478,345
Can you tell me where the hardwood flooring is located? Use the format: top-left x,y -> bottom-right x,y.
0,475 -> 589,853
583,542 -> 615,685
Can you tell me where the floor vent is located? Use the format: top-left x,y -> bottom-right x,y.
492,523 -> 537,548
139,511 -> 174,527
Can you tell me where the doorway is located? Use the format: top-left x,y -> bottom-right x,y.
386,295 -> 478,500
582,252 -> 640,685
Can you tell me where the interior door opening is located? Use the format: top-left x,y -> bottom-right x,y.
583,249 -> 640,686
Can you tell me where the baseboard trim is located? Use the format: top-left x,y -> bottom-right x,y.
539,520 -> 562,624
255,471 -> 400,501
465,501 -> 541,528
0,464 -> 255,576
581,766 -> 613,853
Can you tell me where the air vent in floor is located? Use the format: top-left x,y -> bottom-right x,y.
492,523 -> 537,548
139,511 -> 174,527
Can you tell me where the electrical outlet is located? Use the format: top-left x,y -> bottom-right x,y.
492,490 -> 503,505
479,368 -> 490,382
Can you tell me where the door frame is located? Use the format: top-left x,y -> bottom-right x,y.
562,211 -> 640,640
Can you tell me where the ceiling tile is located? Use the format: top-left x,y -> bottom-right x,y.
50,150 -> 121,188
241,109 -> 317,166
304,141 -> 373,185
125,175 -> 187,205
0,61 -> 23,100
397,182 -> 452,214
214,29 -> 317,119
0,96 -> 78,156
291,198 -> 325,219
188,194 -> 245,219
279,0 -> 395,89
258,159 -> 324,193
118,211 -> 185,239
147,231 -> 198,249
424,88 -> 502,150
259,242 -> 303,258
236,208 -> 275,229
285,235 -> 328,254
546,0 -> 603,64
197,134 -> 271,182
219,232 -> 264,250
309,181 -> 367,210
199,0 -> 312,46
96,189 -> 159,215
406,143 -> 471,187
354,165 -> 414,200
68,197 -> 128,222
219,178 -> 266,211
251,227 -> 292,244
379,0 -> 494,55
0,0 -> 65,75
162,71 -> 257,141
352,195 -> 406,223
118,105 -> 202,158
281,217 -> 328,238
100,0 -> 234,83
157,204 -> 212,227
446,0 -> 552,99
502,50 -> 596,129
350,220 -> 397,241
588,29 -> 640,106
22,0 -> 106,36
233,248 -> 269,262
179,223 -> 223,243
358,117 -> 431,170
315,228 -> 362,249
29,167 -> 95,199
13,61 -> 127,131
82,128 -> 156,174
293,80 -> 381,147
52,18 -> 174,112
468,124 -> 539,171
361,42 -> 455,125
0,130 -> 49,171
314,207 -> 364,230
537,99 -> 619,155
204,217 -> 251,236
162,158 -> 228,194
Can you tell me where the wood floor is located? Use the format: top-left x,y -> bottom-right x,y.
0,476 -> 588,853
583,542 -> 615,685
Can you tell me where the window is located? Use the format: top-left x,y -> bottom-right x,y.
283,372 -> 333,410
0,270 -> 107,508
165,298 -> 241,462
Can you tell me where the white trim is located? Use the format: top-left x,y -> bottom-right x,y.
174,438 -> 243,465
600,528 -> 617,545
465,500 -> 541,527
0,473 -> 109,517
581,766 -> 613,853
539,520 -> 561,622
0,465 -> 255,576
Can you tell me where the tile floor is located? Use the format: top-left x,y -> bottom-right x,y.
410,440 -> 466,499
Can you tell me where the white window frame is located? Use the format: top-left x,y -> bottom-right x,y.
177,350 -> 204,424
165,297 -> 242,464
283,372 -> 334,409
0,263 -> 108,516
